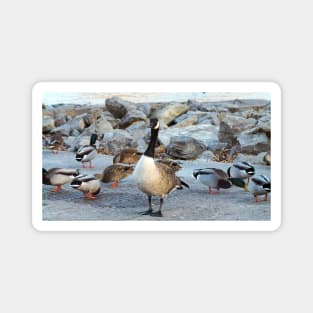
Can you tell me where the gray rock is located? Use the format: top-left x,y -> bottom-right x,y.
43,116 -> 55,132
105,97 -> 135,119
263,151 -> 271,165
101,111 -> 120,129
136,103 -> 152,117
54,115 -> 67,127
166,136 -> 207,160
238,132 -> 270,155
120,110 -> 147,128
188,99 -> 269,113
198,150 -> 215,162
71,129 -> 81,137
218,120 -> 238,145
151,102 -> 189,125
159,124 -> 218,147
94,115 -> 113,133
222,115 -> 257,133
126,120 -> 149,141
100,129 -> 137,155
51,113 -> 87,136
172,115 -> 199,128
235,152 -> 269,165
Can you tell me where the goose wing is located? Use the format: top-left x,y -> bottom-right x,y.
155,162 -> 184,194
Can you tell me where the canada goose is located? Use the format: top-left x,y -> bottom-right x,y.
232,174 -> 271,202
42,168 -> 79,192
70,174 -> 101,199
96,164 -> 134,188
113,148 -> 142,164
133,118 -> 189,217
48,132 -> 64,153
76,134 -> 98,168
227,161 -> 255,182
193,168 -> 232,194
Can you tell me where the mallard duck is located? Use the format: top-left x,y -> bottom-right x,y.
48,132 -> 64,153
133,119 -> 189,217
231,175 -> 271,202
76,134 -> 98,168
227,161 -> 255,182
42,168 -> 79,192
70,174 -> 101,199
113,148 -> 142,164
193,168 -> 232,194
96,164 -> 134,188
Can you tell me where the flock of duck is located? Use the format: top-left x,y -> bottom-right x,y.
43,118 -> 271,217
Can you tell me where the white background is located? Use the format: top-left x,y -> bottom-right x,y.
0,1 -> 310,312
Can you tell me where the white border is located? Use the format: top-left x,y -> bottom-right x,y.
32,82 -> 281,231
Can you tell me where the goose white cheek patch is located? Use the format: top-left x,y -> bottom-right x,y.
33,82 -> 281,231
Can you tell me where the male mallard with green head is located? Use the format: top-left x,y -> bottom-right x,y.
231,174 -> 271,202
48,132 -> 64,154
133,118 -> 189,217
193,168 -> 232,194
76,134 -> 98,168
227,161 -> 255,183
42,168 -> 79,192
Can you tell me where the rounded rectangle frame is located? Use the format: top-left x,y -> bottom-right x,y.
33,82 -> 281,231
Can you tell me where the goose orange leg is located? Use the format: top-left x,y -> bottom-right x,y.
51,185 -> 62,192
88,161 -> 94,168
255,195 -> 259,202
264,193 -> 268,201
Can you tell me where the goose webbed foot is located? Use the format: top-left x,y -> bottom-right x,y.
150,210 -> 163,217
138,196 -> 153,215
139,209 -> 153,215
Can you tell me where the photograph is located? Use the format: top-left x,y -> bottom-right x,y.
33,82 -> 281,231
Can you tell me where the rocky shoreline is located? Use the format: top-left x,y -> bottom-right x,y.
43,96 -> 271,164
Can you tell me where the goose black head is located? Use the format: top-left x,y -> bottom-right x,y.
150,118 -> 160,130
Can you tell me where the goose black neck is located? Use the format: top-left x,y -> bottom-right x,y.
144,128 -> 159,158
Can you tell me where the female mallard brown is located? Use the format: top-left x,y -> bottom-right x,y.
76,134 -> 98,168
97,164 -> 134,188
42,168 -> 79,192
48,132 -> 64,154
70,174 -> 101,199
133,119 -> 189,217
193,168 -> 232,194
113,148 -> 142,164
